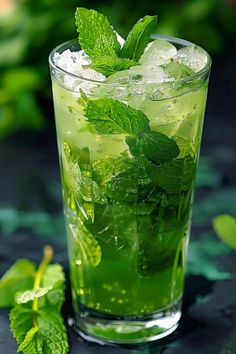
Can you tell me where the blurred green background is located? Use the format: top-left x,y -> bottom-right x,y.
0,0 -> 236,138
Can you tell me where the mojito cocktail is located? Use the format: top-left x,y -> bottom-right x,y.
49,8 -> 211,344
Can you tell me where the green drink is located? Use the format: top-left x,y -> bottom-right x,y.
49,8 -> 211,344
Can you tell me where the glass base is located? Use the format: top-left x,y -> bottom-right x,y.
72,300 -> 181,345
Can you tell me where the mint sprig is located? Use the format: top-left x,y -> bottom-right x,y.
75,8 -> 157,76
84,97 -> 149,134
91,56 -> 138,76
75,8 -> 120,59
120,15 -> 158,61
0,246 -> 68,354
127,131 -> 180,163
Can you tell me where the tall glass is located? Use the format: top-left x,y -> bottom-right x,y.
49,36 -> 211,344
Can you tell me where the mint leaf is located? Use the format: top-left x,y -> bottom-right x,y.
75,8 -> 120,59
91,56 -> 138,76
93,156 -> 151,200
137,215 -> 184,276
121,15 -> 158,61
62,142 -> 107,204
150,156 -> 196,193
10,304 -> 33,344
9,247 -> 69,354
69,221 -> 101,267
0,260 -> 35,308
18,327 -> 42,354
84,97 -> 150,134
213,214 -> 236,250
40,264 -> 65,311
127,131 -> 180,163
38,310 -> 68,354
16,287 -> 52,304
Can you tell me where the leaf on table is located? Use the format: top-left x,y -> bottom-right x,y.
10,304 -> 33,344
18,327 -> 43,354
121,15 -> 158,61
38,310 -> 68,354
127,130 -> 180,163
213,214 -> 236,250
0,259 -> 35,308
40,264 -> 65,311
84,97 -> 150,134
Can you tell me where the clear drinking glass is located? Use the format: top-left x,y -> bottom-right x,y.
49,35 -> 211,344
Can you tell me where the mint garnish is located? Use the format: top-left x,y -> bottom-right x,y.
84,97 -> 150,134
121,15 -> 158,61
75,9 -> 157,76
91,56 -> 138,76
75,8 -> 120,59
127,131 -> 180,163
0,246 -> 68,354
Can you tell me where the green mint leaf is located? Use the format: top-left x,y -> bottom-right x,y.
0,260 -> 35,308
91,56 -> 138,76
213,214 -> 236,250
69,221 -> 102,267
16,287 -> 52,304
38,310 -> 68,354
75,8 -> 120,59
93,156 -> 162,203
9,248 -> 68,354
127,131 -> 180,163
10,304 -> 33,344
40,264 -> 65,311
137,215 -> 184,276
62,143 -> 107,205
84,97 -> 150,134
121,15 -> 158,61
150,156 -> 196,193
18,327 -> 42,354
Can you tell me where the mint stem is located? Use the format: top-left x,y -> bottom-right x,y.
32,246 -> 54,327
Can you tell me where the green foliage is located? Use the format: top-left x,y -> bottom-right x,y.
1,247 -> 69,354
127,131 -> 180,163
213,214 -> 236,249
0,207 -> 65,241
91,56 -> 138,76
120,15 -> 157,60
0,260 -> 36,308
75,7 -> 121,58
84,97 -> 150,134
187,237 -> 231,280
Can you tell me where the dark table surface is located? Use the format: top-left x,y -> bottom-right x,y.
1,44 -> 236,354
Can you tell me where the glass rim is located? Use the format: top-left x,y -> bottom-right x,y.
48,34 -> 212,86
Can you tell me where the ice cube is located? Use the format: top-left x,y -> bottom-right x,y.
162,61 -> 195,80
107,65 -> 171,85
139,39 -> 177,66
175,45 -> 208,73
